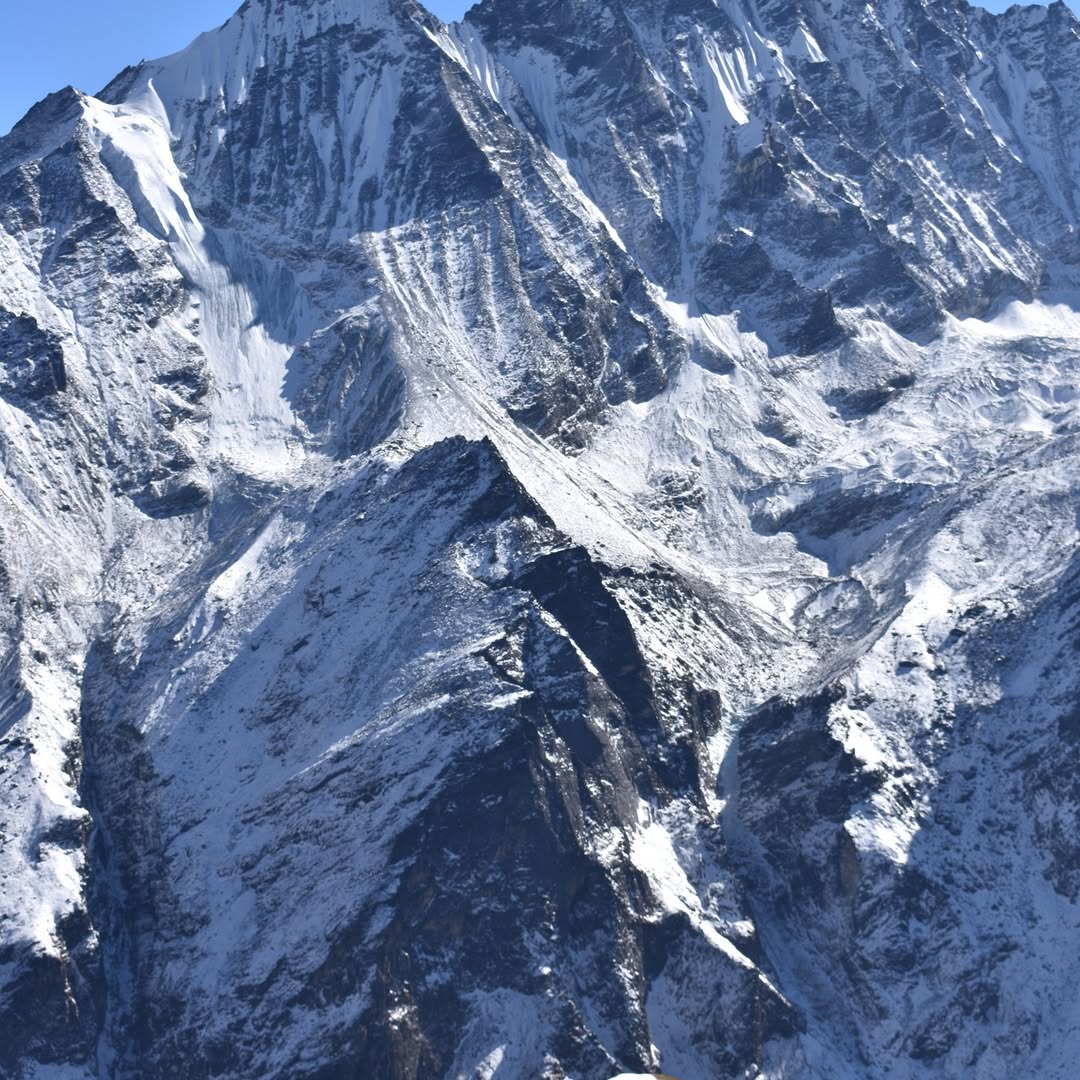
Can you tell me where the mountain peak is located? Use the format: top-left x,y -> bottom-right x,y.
117,0 -> 434,109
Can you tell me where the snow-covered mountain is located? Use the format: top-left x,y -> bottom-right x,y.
1,0 -> 1078,1076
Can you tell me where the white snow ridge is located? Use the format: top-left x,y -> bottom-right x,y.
1,0 -> 1080,1077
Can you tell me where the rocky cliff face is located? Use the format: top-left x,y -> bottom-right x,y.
1,0 -> 1078,1077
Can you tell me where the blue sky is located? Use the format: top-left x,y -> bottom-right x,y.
0,0 -> 1064,137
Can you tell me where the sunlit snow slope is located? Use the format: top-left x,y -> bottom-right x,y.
1,0 -> 1079,1077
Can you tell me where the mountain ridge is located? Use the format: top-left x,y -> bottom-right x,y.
1,0 -> 1079,1076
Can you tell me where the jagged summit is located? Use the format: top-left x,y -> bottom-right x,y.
1,0 -> 1079,1076
107,0 -> 444,107
466,0 -> 1079,340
